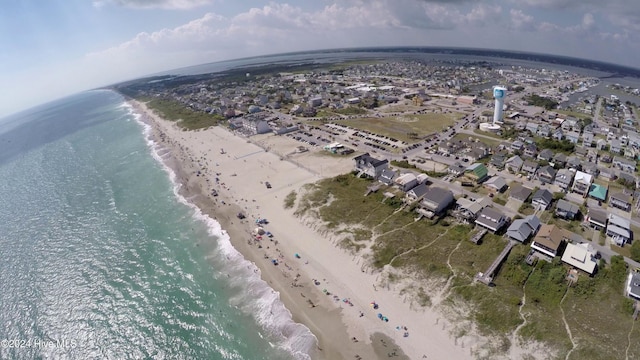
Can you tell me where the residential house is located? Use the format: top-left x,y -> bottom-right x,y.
586,149 -> 598,163
552,128 -> 564,141
565,131 -> 580,144
596,138 -> 607,150
378,168 -> 397,185
448,162 -> 466,177
588,183 -> 607,202
532,189 -> 554,210
464,163 -> 489,184
538,149 -> 554,162
562,118 -> 578,131
537,124 -> 551,138
625,272 -> 640,300
523,143 -> 538,158
511,140 -> 524,153
611,139 -> 623,154
455,197 -> 492,221
555,199 -> 580,220
510,184 -> 533,202
599,168 -> 617,182
567,156 -> 582,170
561,242 -> 598,275
606,213 -> 632,246
489,153 -> 507,169
405,183 -> 429,203
582,162 -> 599,177
484,176 -> 508,193
475,207 -> 509,233
531,224 -> 570,258
506,215 -> 541,243
505,155 -> 524,173
242,116 -> 272,135
582,131 -> 594,146
575,146 -> 588,157
522,160 -> 539,176
394,173 -> 419,192
599,153 -> 613,164
571,171 -> 593,197
613,156 -> 636,173
587,209 -> 608,230
553,153 -> 568,168
609,191 -> 633,212
526,122 -> 539,135
554,169 -> 574,190
536,165 -> 557,184
419,187 -> 455,216
354,153 -> 389,179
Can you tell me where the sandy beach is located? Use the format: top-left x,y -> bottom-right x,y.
129,99 -> 478,360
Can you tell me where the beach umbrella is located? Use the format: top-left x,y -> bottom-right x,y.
254,227 -> 265,235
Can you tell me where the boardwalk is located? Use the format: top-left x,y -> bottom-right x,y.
476,239 -> 518,285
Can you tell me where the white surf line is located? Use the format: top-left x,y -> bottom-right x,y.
560,286 -> 577,360
510,268 -> 535,357
625,317 -> 636,360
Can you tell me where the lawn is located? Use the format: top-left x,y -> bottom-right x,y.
556,109 -> 593,121
337,113 -> 462,143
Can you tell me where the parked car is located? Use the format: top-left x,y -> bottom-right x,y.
265,181 -> 272,189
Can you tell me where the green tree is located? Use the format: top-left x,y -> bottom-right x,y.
631,241 -> 640,262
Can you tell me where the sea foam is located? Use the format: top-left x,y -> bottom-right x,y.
128,103 -> 316,360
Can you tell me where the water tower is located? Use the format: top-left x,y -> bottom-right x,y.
493,86 -> 507,124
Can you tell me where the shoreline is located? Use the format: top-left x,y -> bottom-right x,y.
128,98 -> 477,360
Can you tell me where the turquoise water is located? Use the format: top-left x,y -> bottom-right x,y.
0,90 -> 313,359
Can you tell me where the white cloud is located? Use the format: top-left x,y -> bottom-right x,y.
93,0 -> 214,10
509,9 -> 535,31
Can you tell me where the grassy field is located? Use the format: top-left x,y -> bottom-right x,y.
338,113 -> 462,143
556,109 -> 593,120
292,173 -> 640,358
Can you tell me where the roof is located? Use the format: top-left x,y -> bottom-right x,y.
555,169 -> 575,182
523,160 -> 538,169
607,224 -> 631,238
395,173 -> 417,185
627,272 -> 640,299
556,199 -> 579,214
456,197 -> 492,214
485,176 -> 507,190
506,155 -> 523,166
561,243 -> 597,274
588,184 -> 608,201
354,153 -> 388,168
510,184 -> 533,201
608,213 -> 631,230
532,224 -> 567,251
532,189 -> 553,205
574,171 -> 593,184
539,148 -> 554,158
466,163 -> 488,179
408,183 -> 429,198
475,207 -> 506,231
422,187 -> 454,207
506,215 -> 540,242
588,209 -> 608,225
610,191 -> 632,204
538,165 -> 557,178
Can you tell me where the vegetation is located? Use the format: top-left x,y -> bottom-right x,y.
283,191 -> 297,209
630,240 -> 640,262
536,138 -> 575,153
143,97 -> 224,130
525,94 -> 559,110
339,113 -> 462,143
333,107 -> 368,115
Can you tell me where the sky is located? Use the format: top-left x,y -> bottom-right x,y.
2,0 -> 639,117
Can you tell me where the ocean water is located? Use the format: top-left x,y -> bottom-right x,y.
0,90 -> 314,359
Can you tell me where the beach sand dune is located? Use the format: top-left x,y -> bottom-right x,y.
130,100 -> 488,360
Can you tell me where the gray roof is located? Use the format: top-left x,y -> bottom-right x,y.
354,153 -> 388,167
408,183 -> 429,198
475,207 -> 506,230
510,184 -> 533,202
532,189 -> 553,205
556,199 -> 579,214
628,272 -> 640,299
422,187 -> 453,206
523,160 -> 538,169
588,209 -> 608,225
537,165 -> 557,178
485,176 -> 507,190
610,191 -> 632,204
507,215 -> 540,242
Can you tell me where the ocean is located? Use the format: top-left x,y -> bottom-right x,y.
0,90 -> 314,359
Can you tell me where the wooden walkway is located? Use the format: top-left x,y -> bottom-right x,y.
476,239 -> 518,286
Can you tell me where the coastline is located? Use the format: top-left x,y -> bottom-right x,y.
128,99 -> 476,360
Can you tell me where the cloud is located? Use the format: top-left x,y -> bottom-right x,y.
509,9 -> 535,31
93,0 -> 213,9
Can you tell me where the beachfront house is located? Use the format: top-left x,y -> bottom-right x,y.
405,183 -> 429,203
242,113 -> 272,135
394,173 -> 419,192
561,242 -> 598,276
454,197 -> 492,221
506,215 -> 540,243
555,199 -> 580,220
378,168 -> 397,185
418,187 -> 454,217
626,272 -> 640,300
475,207 -> 509,233
354,153 -> 389,179
531,224 -> 570,258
